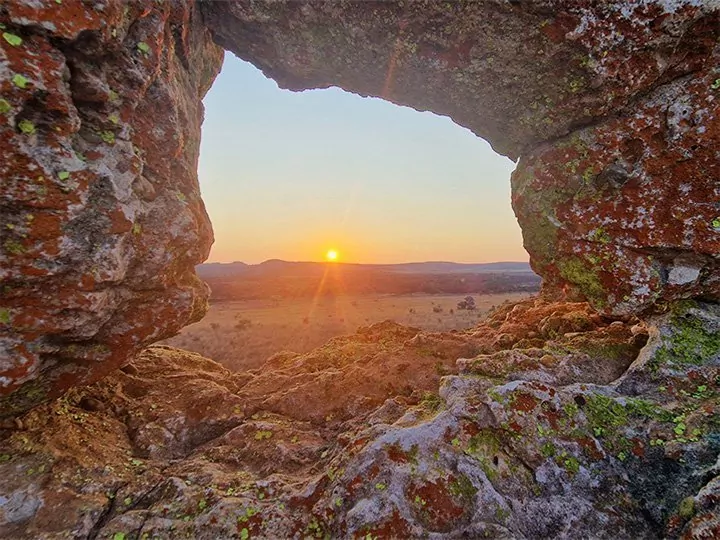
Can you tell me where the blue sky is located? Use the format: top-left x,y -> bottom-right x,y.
199,52 -> 525,264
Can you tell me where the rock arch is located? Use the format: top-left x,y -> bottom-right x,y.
1,0 -> 718,416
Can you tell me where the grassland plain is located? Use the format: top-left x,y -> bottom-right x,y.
160,292 -> 530,371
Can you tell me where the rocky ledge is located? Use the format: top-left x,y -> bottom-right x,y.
1,298 -> 718,539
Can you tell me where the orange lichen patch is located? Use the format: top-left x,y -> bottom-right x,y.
541,408 -> 562,431
27,212 -> 63,240
4,0 -> 118,40
631,439 -> 645,458
346,475 -> 364,497
0,356 -> 36,391
107,208 -> 133,235
355,509 -> 412,539
540,14 -> 577,44
511,392 -> 539,413
406,478 -> 468,532
352,437 -> 369,450
576,436 -> 605,461
508,421 -> 523,434
463,421 -> 481,437
386,443 -> 411,464
416,38 -> 475,70
235,512 -> 264,537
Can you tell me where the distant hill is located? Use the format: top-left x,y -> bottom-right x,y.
197,260 -> 533,279
374,261 -> 533,274
196,260 -> 539,301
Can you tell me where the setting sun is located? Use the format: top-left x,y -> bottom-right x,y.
325,249 -> 339,262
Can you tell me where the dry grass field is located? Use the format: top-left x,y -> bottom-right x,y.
161,292 -> 531,372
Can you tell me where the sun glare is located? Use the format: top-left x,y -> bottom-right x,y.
325,249 -> 339,262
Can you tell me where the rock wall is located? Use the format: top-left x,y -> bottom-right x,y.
0,0 -> 222,416
1,0 -> 719,414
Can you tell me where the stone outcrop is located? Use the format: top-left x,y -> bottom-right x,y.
1,299 -> 718,539
4,0 -> 719,415
0,0 -> 222,416
2,2 -> 720,537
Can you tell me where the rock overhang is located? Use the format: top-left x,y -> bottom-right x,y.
0,0 -> 719,415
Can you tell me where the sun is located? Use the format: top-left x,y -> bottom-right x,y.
325,249 -> 339,262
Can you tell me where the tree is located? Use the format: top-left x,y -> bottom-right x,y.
457,296 -> 476,311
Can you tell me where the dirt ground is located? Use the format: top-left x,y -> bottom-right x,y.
160,292 -> 531,372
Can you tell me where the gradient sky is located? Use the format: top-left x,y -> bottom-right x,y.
199,52 -> 526,264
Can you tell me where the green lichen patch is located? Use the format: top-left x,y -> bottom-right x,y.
18,119 -> 35,134
556,451 -> 580,475
557,258 -> 607,308
654,309 -> 720,368
305,516 -> 327,539
582,393 -> 671,457
419,391 -> 444,414
448,473 -> 478,501
136,41 -> 151,55
464,429 -> 503,481
0,308 -> 11,324
520,213 -> 559,265
99,130 -> 115,144
588,227 -> 611,244
254,430 -> 273,441
2,32 -> 22,47
4,239 -> 25,255
0,98 -> 11,114
12,74 -> 29,88
678,496 -> 695,519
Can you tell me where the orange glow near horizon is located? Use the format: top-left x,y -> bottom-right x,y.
200,55 -> 528,267
325,249 -> 339,262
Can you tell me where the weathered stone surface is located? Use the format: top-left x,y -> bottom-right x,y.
0,0 -> 223,416
513,42 -> 720,315
1,299 -> 717,538
1,0 -> 719,428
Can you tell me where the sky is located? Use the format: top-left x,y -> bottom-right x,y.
198,52 -> 526,265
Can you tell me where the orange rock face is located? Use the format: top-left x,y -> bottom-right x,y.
0,1 -> 223,416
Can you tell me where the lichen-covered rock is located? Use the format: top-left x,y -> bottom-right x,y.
0,299 -> 717,538
0,1 -> 223,416
512,45 -> 720,315
1,0 -> 719,427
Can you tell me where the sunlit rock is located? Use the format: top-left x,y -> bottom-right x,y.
0,0 -> 222,416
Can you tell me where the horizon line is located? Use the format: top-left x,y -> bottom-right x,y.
201,259 -> 531,266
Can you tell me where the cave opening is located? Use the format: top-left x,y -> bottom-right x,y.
197,53 -> 524,266
165,53 -> 536,371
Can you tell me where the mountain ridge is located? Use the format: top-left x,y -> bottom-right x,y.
197,260 -> 534,278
